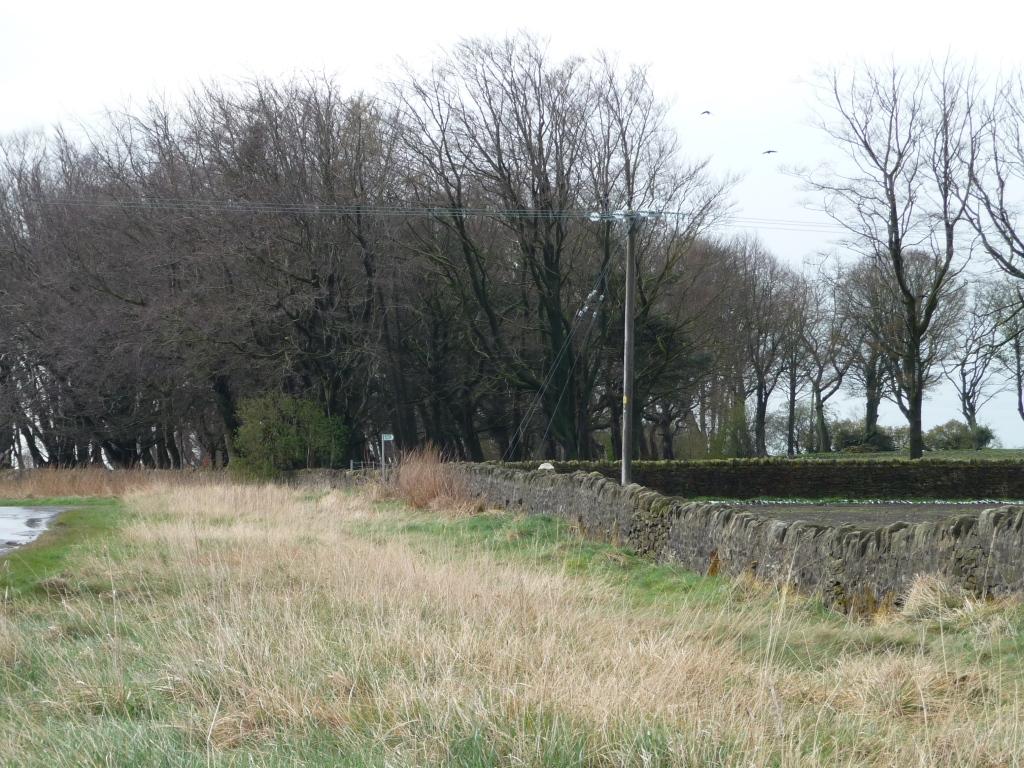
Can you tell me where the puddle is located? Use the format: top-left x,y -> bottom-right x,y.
0,507 -> 65,555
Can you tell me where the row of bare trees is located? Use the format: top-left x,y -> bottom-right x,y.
1,41 -> 1024,466
801,60 -> 1024,457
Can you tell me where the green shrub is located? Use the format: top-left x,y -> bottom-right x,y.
832,419 -> 896,452
925,420 -> 995,451
231,393 -> 348,479
831,419 -> 865,450
863,428 -> 897,452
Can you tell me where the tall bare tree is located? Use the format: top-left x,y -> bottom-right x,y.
731,237 -> 795,457
843,251 -> 966,447
800,264 -> 857,452
806,61 -> 976,457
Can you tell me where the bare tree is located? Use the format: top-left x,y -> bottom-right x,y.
800,263 -> 857,452
731,237 -> 795,457
943,280 -> 1006,443
805,61 -> 976,458
843,251 -> 966,447
967,75 -> 1024,280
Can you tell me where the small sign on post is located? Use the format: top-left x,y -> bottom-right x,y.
380,433 -> 395,481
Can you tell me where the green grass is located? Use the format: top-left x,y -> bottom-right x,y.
0,496 -> 123,596
354,501 -> 1024,676
357,505 -> 729,609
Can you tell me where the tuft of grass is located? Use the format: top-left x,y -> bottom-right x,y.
900,574 -> 977,622
390,445 -> 481,513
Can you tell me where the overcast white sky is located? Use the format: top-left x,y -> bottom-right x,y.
5,0 -> 1024,445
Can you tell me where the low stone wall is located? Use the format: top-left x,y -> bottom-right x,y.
500,458 -> 1024,500
462,464 -> 1024,612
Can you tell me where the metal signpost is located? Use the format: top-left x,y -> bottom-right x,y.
380,433 -> 394,481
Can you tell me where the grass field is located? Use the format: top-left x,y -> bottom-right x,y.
2,475 -> 1024,766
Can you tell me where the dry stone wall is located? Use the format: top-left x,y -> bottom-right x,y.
461,464 -> 1024,612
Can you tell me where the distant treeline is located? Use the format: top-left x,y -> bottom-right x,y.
1,37 -> 1023,467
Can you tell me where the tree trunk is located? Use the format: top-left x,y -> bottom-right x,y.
908,385 -> 924,459
154,433 -> 171,469
138,443 -> 157,468
863,354 -> 882,445
575,398 -> 596,460
609,401 -> 622,461
905,325 -> 925,459
20,426 -> 47,468
212,375 -> 239,462
388,366 -> 419,452
658,411 -> 676,459
725,386 -> 753,458
962,403 -> 981,450
785,364 -> 798,457
165,428 -> 183,469
632,396 -> 646,461
812,387 -> 831,453
103,439 -> 136,469
754,382 -> 769,457
90,441 -> 106,465
456,395 -> 485,462
1013,335 -> 1024,424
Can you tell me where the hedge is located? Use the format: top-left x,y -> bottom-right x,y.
499,458 -> 1024,500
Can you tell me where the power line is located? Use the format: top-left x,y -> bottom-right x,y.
39,196 -> 848,234
44,197 -> 688,219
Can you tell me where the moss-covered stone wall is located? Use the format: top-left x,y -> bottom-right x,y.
462,465 -> 1024,612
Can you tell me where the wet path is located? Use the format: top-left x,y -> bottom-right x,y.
0,507 -> 64,555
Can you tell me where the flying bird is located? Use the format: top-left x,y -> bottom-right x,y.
700,110 -> 712,115
762,149 -> 778,155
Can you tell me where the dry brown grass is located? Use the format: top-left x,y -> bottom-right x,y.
0,467 -> 212,499
391,445 -> 481,513
900,573 -> 978,621
1,481 -> 1023,765
889,573 -> 1022,638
